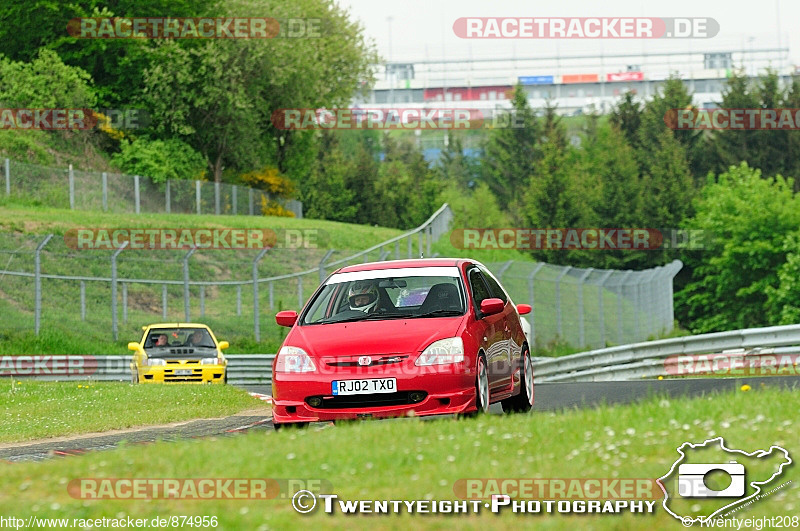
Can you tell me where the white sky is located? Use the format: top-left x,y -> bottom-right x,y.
335,0 -> 797,69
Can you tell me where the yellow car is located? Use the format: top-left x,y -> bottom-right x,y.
128,323 -> 229,384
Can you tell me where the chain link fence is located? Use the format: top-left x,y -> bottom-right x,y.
2,158 -> 303,217
488,260 -> 682,350
0,205 -> 453,347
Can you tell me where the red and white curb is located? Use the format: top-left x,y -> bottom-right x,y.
248,392 -> 273,404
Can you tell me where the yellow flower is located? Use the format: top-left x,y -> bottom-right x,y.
657,376 -> 664,380
740,384 -> 751,392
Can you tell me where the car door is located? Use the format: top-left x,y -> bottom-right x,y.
479,266 -> 515,390
466,267 -> 507,393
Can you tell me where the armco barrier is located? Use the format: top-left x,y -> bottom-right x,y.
0,354 -> 275,386
533,324 -> 800,382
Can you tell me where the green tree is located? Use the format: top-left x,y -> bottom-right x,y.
110,137 -> 206,182
302,131 -> 356,222
481,84 -> 539,220
676,163 -> 800,333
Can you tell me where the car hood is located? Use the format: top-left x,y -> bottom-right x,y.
286,316 -> 466,357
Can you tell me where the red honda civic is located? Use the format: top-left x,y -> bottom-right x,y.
271,258 -> 533,428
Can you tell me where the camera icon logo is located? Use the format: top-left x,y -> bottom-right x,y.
677,461 -> 745,498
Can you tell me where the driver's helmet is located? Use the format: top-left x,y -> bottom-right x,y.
348,281 -> 379,313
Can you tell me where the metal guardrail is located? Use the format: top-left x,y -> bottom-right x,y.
532,324 -> 800,382
1,355 -> 275,386
8,324 -> 800,387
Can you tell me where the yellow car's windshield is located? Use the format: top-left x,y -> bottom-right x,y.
144,328 -> 216,354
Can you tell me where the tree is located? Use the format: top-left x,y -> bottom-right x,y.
609,91 -> 642,149
481,84 -> 540,221
301,131 -> 356,222
675,163 -> 800,333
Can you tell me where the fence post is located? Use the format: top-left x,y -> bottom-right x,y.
554,266 -> 572,339
426,226 -> 432,257
249,188 -> 254,215
253,248 -> 269,342
269,281 -> 274,310
162,284 -> 168,320
5,158 -> 10,196
407,235 -> 412,258
68,164 -> 75,210
236,285 -> 242,316
395,240 -> 399,260
637,269 -> 659,340
597,270 -> 614,347
527,263 -> 545,347
298,276 -> 304,309
616,271 -> 633,344
214,181 -> 220,215
102,172 -> 108,212
183,247 -> 196,322
122,282 -> 128,323
318,249 -> 335,283
418,231 -> 423,257
199,286 -> 205,317
232,185 -> 237,215
80,281 -> 86,321
110,241 -> 129,341
134,175 -> 140,214
165,180 -> 171,214
34,234 -> 54,336
496,260 -> 513,283
195,181 -> 201,215
576,268 -> 593,348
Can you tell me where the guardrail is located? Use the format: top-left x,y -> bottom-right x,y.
1,355 -> 275,386
8,324 -> 800,387
532,324 -> 800,382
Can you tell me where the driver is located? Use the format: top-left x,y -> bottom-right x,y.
348,281 -> 380,313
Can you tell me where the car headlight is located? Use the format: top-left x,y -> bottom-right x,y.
275,346 -> 316,373
200,358 -> 222,365
415,337 -> 464,366
144,358 -> 166,366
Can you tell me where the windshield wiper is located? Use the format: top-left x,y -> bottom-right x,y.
410,309 -> 464,318
363,311 -> 414,320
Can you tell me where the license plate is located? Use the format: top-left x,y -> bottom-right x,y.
332,378 -> 396,396
174,369 -> 193,376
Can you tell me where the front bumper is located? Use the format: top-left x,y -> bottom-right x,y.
136,364 -> 226,384
272,364 -> 477,424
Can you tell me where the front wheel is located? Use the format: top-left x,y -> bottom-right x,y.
501,347 -> 534,413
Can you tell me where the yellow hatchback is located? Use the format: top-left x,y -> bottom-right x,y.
128,323 -> 229,384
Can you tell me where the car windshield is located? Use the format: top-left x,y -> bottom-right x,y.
301,266 -> 466,325
144,328 -> 216,355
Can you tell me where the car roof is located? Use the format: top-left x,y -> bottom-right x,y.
337,258 -> 473,273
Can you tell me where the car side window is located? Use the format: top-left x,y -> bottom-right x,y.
468,268 -> 492,310
480,267 -> 508,304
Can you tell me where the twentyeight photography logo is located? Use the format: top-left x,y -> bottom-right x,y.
658,437 -> 792,526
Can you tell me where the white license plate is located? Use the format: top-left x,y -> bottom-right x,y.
174,369 -> 193,376
332,378 -> 396,396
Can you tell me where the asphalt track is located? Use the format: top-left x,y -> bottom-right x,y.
2,376 -> 798,462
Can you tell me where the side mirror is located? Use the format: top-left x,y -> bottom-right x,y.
276,310 -> 298,327
127,342 -> 140,352
517,304 -> 532,316
218,341 -> 229,350
479,298 -> 504,316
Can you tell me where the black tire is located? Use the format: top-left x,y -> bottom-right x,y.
273,422 -> 307,431
475,354 -> 490,414
501,346 -> 534,413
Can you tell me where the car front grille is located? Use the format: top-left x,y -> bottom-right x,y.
306,391 -> 427,409
324,355 -> 409,368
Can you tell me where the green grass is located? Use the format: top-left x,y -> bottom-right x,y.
0,380 -> 264,443
0,385 -> 795,528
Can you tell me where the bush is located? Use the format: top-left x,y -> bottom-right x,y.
111,137 -> 206,182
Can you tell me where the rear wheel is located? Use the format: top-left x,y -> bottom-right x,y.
501,346 -> 534,413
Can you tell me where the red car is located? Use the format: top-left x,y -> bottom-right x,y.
271,258 -> 533,428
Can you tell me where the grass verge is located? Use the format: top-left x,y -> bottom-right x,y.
0,386 -> 795,529
0,380 -> 264,443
